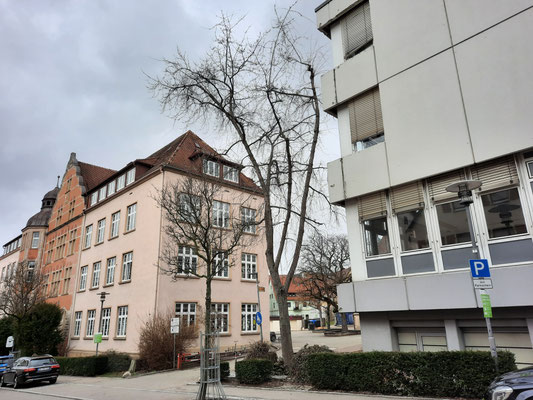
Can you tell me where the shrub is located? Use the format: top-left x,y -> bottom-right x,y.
220,361 -> 230,380
305,351 -> 516,398
17,303 -> 63,356
105,350 -> 131,372
290,344 -> 333,383
246,341 -> 277,363
56,356 -> 108,376
235,359 -> 273,384
0,317 -> 14,356
138,311 -> 197,371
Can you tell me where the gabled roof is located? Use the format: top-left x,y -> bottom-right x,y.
78,162 -> 117,192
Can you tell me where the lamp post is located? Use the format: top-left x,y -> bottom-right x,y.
251,272 -> 264,342
445,180 -> 498,370
95,291 -> 110,356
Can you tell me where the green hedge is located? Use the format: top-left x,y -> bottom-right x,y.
235,359 -> 273,384
105,351 -> 131,372
220,361 -> 230,380
56,356 -> 108,376
305,351 -> 515,399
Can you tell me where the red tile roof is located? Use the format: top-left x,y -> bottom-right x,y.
78,162 -> 117,192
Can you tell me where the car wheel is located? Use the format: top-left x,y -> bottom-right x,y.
0,376 -> 5,387
49,378 -> 57,384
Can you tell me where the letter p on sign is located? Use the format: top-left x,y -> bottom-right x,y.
469,259 -> 490,278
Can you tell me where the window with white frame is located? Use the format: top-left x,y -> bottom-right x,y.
79,266 -> 88,290
116,306 -> 128,337
358,191 -> 390,256
108,180 -> 116,196
212,201 -> 230,228
84,225 -> 93,249
101,308 -> 111,337
223,165 -> 238,183
73,311 -> 82,337
241,253 -> 257,280
86,310 -> 96,337
91,262 -> 101,288
90,192 -> 98,206
126,168 -> 135,185
31,232 -> 40,249
213,252 -> 229,278
203,159 -> 220,177
211,303 -> 229,333
341,0 -> 372,59
111,211 -> 120,238
117,174 -> 126,191
122,252 -> 133,282
436,201 -> 470,246
175,302 -> 196,326
99,186 -> 107,201
177,246 -> 197,275
106,257 -> 116,285
241,303 -> 257,332
480,188 -> 527,238
27,261 -> 35,282
179,194 -> 200,222
96,219 -> 106,244
241,207 -> 256,233
126,204 -> 136,231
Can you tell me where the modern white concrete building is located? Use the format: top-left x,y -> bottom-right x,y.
316,0 -> 533,367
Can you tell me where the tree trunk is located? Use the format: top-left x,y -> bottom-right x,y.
198,278 -> 213,400
340,313 -> 348,333
318,306 -> 323,329
326,305 -> 331,329
276,289 -> 294,366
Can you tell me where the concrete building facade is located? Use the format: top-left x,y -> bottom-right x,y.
69,131 -> 268,356
317,0 -> 533,367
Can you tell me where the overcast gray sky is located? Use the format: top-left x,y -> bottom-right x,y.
0,0 -> 341,246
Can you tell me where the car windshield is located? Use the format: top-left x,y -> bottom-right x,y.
29,358 -> 56,367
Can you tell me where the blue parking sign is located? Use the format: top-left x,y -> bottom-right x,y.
469,259 -> 490,278
255,312 -> 263,326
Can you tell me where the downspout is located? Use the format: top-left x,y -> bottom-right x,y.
154,167 -> 165,317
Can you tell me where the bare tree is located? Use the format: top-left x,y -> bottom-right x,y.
299,232 -> 351,332
150,6 -> 326,366
0,261 -> 45,321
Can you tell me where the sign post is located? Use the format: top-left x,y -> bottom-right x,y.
171,318 -> 180,369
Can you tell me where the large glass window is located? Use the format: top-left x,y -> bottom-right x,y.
96,219 -> 106,244
241,303 -> 258,332
363,217 -> 390,256
31,232 -> 40,249
86,310 -> 96,337
91,262 -> 101,288
101,308 -> 111,337
397,209 -> 430,251
84,225 -> 93,249
175,302 -> 196,326
116,306 -> 128,337
106,257 -> 116,285
436,201 -> 470,245
213,252 -> 229,278
203,159 -> 220,177
481,188 -> 527,238
241,207 -> 256,233
211,303 -> 229,333
122,252 -> 133,282
126,204 -> 136,231
212,201 -> 230,228
111,211 -> 120,238
73,311 -> 82,337
177,246 -> 197,275
241,253 -> 257,280
79,266 -> 88,291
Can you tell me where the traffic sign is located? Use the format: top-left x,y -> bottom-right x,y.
473,278 -> 493,289
171,318 -> 180,334
171,325 -> 180,334
255,312 -> 262,326
94,333 -> 102,344
5,336 -> 13,348
470,259 -> 490,278
480,293 -> 493,318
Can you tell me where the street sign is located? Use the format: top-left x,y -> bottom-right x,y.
171,318 -> 180,334
5,336 -> 13,348
473,278 -> 493,289
480,293 -> 493,318
94,333 -> 102,344
470,259 -> 490,278
255,312 -> 262,326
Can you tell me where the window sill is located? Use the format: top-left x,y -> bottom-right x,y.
213,276 -> 230,281
82,246 -> 91,251
83,336 -> 94,340
89,287 -> 99,291
108,235 -> 118,241
241,279 -> 256,283
118,280 -> 131,285
124,229 -> 136,235
218,332 -> 231,337
114,336 -> 127,340
77,289 -> 87,293
70,337 -> 80,340
241,331 -> 260,336
103,283 -> 114,288
176,274 -> 200,279
95,241 -> 104,247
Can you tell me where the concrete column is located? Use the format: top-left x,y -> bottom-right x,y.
360,313 -> 395,351
444,319 -> 464,350
527,319 -> 533,349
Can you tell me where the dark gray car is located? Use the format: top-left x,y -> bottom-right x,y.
487,367 -> 533,400
0,355 -> 59,388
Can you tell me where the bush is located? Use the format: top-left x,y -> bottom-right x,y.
105,351 -> 131,372
235,359 -> 273,384
290,344 -> 333,383
246,341 -> 277,363
138,311 -> 197,371
56,356 -> 108,376
305,351 -> 516,398
17,303 -> 63,356
220,361 -> 230,380
0,317 -> 14,356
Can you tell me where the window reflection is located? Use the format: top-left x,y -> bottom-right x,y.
363,217 -> 390,256
436,201 -> 471,245
481,188 -> 526,238
397,209 -> 429,251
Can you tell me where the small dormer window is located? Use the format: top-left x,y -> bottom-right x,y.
223,165 -> 239,183
99,186 -> 107,201
90,192 -> 98,206
203,159 -> 220,177
126,168 -> 135,185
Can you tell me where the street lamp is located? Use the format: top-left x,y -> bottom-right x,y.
95,291 -> 110,356
445,180 -> 498,369
251,272 -> 264,342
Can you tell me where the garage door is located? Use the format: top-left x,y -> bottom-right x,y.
464,331 -> 533,368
